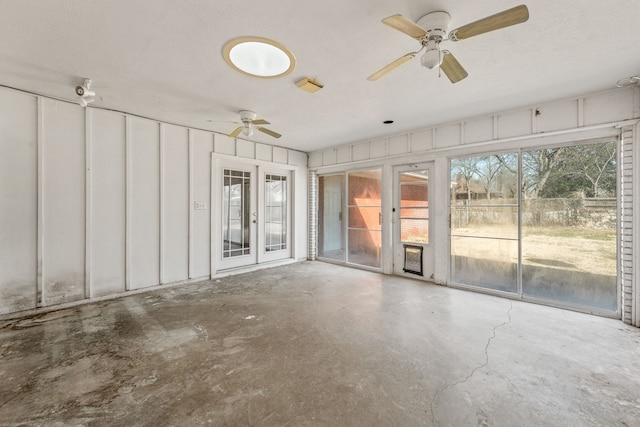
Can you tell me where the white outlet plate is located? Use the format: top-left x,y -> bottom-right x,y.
194,202 -> 207,210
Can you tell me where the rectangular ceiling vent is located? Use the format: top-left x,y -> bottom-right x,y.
296,77 -> 324,93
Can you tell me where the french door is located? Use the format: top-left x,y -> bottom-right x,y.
213,158 -> 291,272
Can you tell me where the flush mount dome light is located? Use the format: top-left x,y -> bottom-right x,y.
223,37 -> 296,78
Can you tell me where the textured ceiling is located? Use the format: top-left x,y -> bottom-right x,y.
2,0 -> 639,152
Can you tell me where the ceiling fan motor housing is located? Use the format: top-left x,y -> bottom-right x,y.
416,11 -> 451,41
239,110 -> 257,123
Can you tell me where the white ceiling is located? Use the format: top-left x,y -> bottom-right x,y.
2,0 -> 639,152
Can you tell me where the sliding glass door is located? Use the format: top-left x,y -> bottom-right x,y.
450,139 -> 618,312
317,169 -> 382,269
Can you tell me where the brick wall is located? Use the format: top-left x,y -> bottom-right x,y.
620,127 -> 633,324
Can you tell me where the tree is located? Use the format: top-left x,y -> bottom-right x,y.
524,141 -> 617,199
558,142 -> 616,197
474,156 -> 501,200
522,148 -> 566,199
451,157 -> 478,201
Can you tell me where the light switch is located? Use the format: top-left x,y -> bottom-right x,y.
194,202 -> 207,210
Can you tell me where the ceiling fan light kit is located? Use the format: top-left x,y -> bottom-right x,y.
369,4 -> 529,83
421,41 -> 442,69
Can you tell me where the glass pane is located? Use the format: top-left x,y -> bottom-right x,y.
223,169 -> 251,258
318,175 -> 344,261
451,236 -> 518,292
348,229 -> 381,268
521,142 -> 617,311
451,206 -> 518,239
400,207 -> 428,219
348,207 -> 381,230
451,154 -> 519,203
400,219 -> 428,243
349,170 -> 382,206
450,153 -> 518,292
265,175 -> 287,252
400,170 -> 429,244
348,169 -> 382,268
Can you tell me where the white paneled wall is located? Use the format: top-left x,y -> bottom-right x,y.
0,90 -> 37,313
161,124 -> 189,284
129,117 -> 161,290
0,87 -> 308,315
42,100 -> 86,305
90,109 -> 126,297
189,129 -> 213,279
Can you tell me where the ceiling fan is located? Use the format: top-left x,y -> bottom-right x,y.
228,110 -> 281,139
368,4 -> 529,83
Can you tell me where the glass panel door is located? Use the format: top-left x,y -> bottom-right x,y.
318,175 -> 345,262
521,142 -> 617,310
347,169 -> 381,268
217,162 -> 257,270
265,174 -> 287,252
259,170 -> 292,263
394,164 -> 434,278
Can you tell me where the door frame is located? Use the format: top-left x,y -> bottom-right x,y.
211,154 -> 296,276
393,162 -> 435,279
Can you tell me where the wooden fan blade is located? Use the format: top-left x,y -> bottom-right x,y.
257,127 -> 281,139
449,5 -> 529,41
252,119 -> 270,125
368,52 -> 417,81
382,14 -> 427,40
440,51 -> 468,83
229,126 -> 243,138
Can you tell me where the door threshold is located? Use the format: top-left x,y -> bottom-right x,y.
213,259 -> 298,278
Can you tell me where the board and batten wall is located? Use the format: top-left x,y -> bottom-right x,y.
310,87 -> 640,168
0,87 -> 308,316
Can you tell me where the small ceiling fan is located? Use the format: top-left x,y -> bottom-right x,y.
228,110 -> 281,139
368,4 -> 529,83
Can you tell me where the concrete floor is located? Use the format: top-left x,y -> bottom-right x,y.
1,261 -> 639,426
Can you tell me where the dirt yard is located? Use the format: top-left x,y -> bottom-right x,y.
451,226 -> 616,277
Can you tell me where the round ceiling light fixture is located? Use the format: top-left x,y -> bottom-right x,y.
223,37 -> 296,78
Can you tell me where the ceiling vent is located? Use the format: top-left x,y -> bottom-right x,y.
296,77 -> 324,93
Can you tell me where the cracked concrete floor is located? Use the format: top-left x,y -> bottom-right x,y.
1,261 -> 639,426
